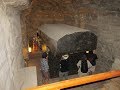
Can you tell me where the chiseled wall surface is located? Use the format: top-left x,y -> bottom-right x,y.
85,10 -> 120,73
0,0 -> 34,90
86,10 -> 120,90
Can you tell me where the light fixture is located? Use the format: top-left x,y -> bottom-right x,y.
42,44 -> 47,52
28,47 -> 32,52
86,51 -> 89,53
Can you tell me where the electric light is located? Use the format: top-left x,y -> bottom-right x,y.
28,47 -> 32,52
42,44 -> 47,52
86,51 -> 89,53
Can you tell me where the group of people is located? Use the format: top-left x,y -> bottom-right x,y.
77,51 -> 98,77
40,51 -> 98,84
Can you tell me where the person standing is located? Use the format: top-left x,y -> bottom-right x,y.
87,51 -> 98,75
40,52 -> 49,84
59,54 -> 69,81
77,54 -> 92,77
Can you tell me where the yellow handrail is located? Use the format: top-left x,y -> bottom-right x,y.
25,70 -> 120,90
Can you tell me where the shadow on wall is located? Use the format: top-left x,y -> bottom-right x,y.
95,41 -> 114,73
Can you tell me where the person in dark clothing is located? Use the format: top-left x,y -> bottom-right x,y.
86,51 -> 98,75
59,54 -> 69,81
77,54 -> 92,77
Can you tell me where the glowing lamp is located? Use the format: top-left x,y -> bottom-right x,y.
42,44 -> 47,52
28,47 -> 32,52
86,51 -> 89,53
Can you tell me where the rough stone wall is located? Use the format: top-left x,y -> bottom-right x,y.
21,0 -> 95,37
85,10 -> 120,72
0,0 -> 34,90
21,13 -> 29,60
85,9 -> 120,90
22,0 -> 120,37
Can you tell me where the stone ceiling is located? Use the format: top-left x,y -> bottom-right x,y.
21,0 -> 120,38
28,0 -> 120,11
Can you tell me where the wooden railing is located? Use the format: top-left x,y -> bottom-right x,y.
26,70 -> 120,90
